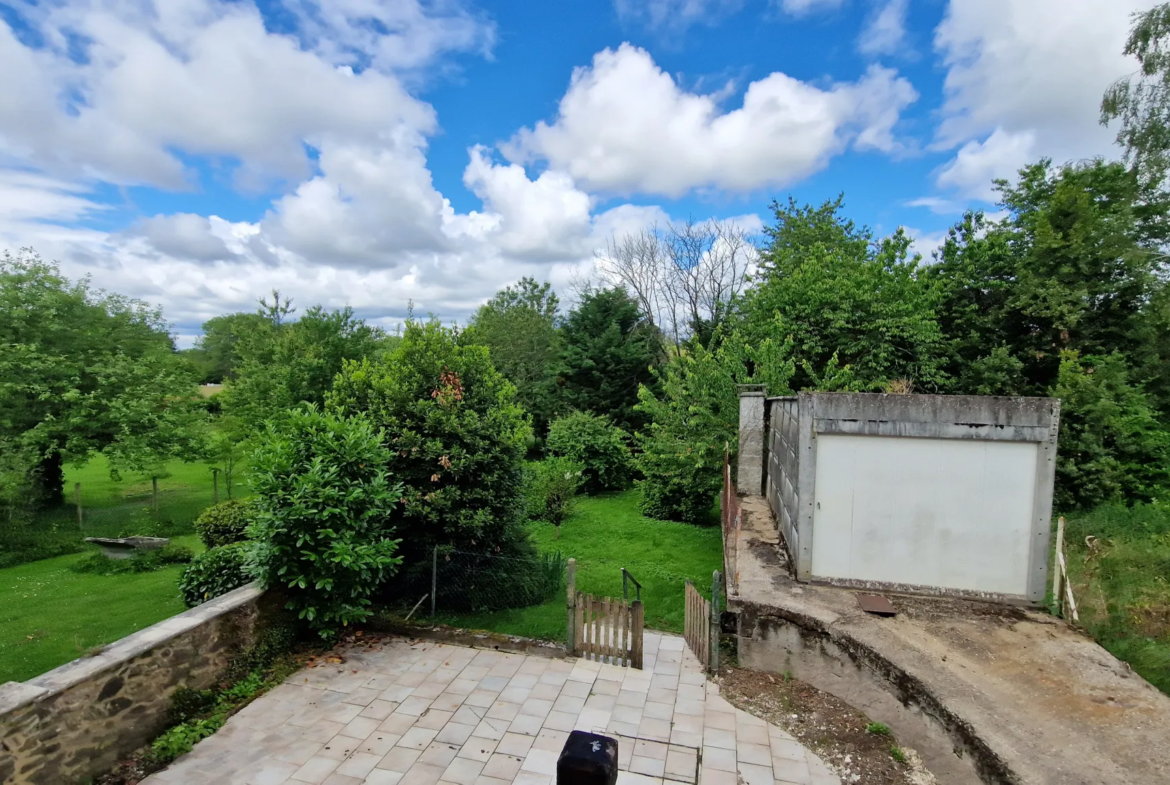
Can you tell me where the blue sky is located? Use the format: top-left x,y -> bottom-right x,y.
0,0 -> 1152,344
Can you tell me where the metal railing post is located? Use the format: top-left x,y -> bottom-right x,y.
431,546 -> 438,621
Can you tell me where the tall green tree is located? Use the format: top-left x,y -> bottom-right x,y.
181,312 -> 268,384
0,250 -> 204,506
1051,351 -> 1170,509
929,159 -> 1170,399
742,198 -> 947,392
223,301 -> 385,432
549,287 -> 664,432
636,331 -> 794,522
465,278 -> 560,432
1102,3 -> 1170,188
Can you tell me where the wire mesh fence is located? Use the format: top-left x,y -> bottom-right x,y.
431,548 -> 568,616
376,547 -> 571,640
0,472 -> 226,568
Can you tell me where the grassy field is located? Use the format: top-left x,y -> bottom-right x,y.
0,535 -> 204,683
1063,502 -> 1170,694
420,491 -> 724,641
1,454 -> 245,568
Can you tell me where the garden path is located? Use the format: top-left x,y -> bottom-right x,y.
142,632 -> 839,785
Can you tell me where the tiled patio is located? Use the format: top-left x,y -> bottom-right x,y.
144,632 -> 839,785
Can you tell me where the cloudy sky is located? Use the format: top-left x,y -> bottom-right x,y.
0,0 -> 1154,345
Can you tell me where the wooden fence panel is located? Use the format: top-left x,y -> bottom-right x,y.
573,592 -> 643,668
685,581 -> 711,669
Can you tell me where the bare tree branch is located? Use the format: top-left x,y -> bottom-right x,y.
594,218 -> 757,353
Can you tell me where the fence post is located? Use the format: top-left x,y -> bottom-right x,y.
212,468 -> 219,505
710,570 -> 722,673
74,482 -> 82,529
431,546 -> 438,621
566,558 -> 577,653
631,600 -> 644,670
151,477 -> 159,519
1052,516 -> 1065,616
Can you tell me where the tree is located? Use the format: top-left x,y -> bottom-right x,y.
203,414 -> 248,499
465,278 -> 560,432
0,250 -> 204,507
595,219 -> 754,354
929,159 -> 1170,399
741,199 -> 947,392
1051,351 -> 1170,509
181,312 -> 268,384
636,331 -> 794,522
328,319 -> 532,586
223,301 -> 386,433
1102,4 -> 1170,188
548,287 -> 664,432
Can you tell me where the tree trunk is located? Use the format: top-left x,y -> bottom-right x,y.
29,452 -> 65,509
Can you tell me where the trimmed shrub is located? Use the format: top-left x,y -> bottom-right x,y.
249,407 -> 403,637
328,320 -> 531,592
545,411 -> 633,493
194,498 -> 252,548
525,457 -> 583,527
637,457 -> 716,524
179,542 -> 253,607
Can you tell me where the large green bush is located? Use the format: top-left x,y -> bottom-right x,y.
636,333 -> 793,523
179,543 -> 253,607
328,320 -> 532,588
525,457 -> 584,527
1051,351 -> 1170,509
194,498 -> 252,548
545,412 -> 633,493
248,407 -> 403,637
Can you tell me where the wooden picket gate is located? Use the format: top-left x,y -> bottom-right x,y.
565,559 -> 644,668
684,571 -> 722,672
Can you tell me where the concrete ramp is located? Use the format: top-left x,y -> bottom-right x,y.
729,495 -> 1170,785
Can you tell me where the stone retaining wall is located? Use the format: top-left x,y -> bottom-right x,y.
0,584 -> 265,785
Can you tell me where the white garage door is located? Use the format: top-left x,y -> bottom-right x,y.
810,434 -> 1038,596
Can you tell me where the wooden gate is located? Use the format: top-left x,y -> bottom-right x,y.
684,571 -> 722,672
566,559 -> 644,668
575,593 -> 643,668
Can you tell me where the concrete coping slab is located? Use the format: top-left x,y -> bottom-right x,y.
0,583 -> 264,713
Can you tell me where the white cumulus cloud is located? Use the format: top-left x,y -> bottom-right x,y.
930,0 -> 1159,199
503,44 -> 917,198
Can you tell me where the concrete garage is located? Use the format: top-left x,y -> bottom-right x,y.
741,390 -> 1061,605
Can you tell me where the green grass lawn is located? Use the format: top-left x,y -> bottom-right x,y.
0,535 -> 204,683
1063,503 -> 1170,695
420,490 -> 724,641
1,453 -> 246,568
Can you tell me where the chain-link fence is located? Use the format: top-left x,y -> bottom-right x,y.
377,547 -> 570,639
1,473 -> 225,568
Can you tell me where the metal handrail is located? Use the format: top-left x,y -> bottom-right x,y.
622,567 -> 642,602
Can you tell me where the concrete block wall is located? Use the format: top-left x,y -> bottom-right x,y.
0,584 -> 265,785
